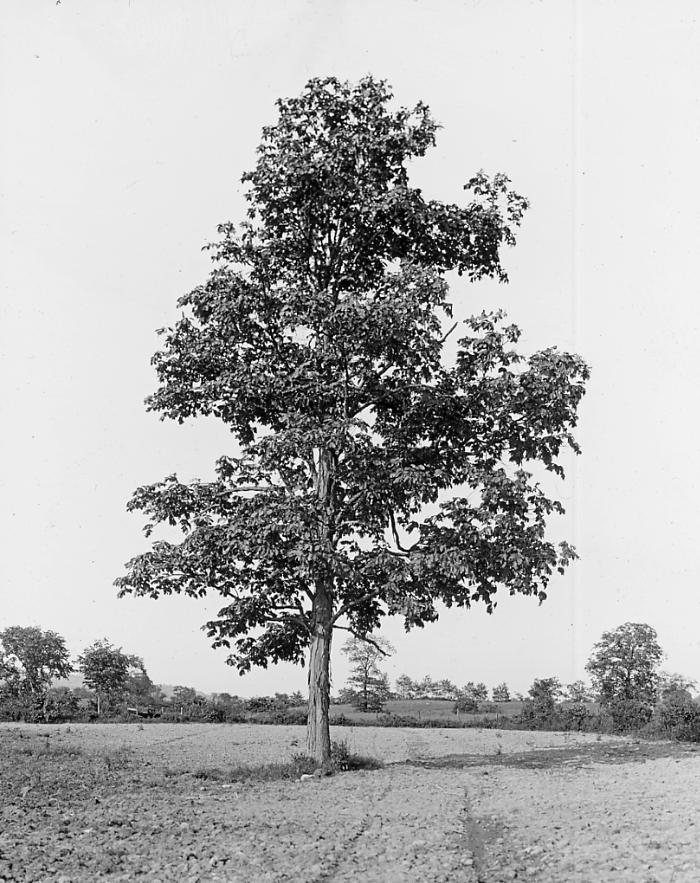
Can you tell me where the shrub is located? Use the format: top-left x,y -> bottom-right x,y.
246,696 -> 276,713
329,713 -> 356,726
453,695 -> 479,714
190,742 -> 380,783
608,697 -> 654,733
193,753 -> 317,783
247,708 -> 308,726
0,689 -> 41,722
43,688 -> 81,723
330,739 -> 383,771
655,690 -> 700,742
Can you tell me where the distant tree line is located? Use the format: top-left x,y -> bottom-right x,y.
3,621 -> 698,741
335,625 -> 700,742
392,676 -> 513,705
0,625 -> 309,724
0,627 -> 169,723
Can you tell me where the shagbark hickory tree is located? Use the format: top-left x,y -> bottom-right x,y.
116,77 -> 589,764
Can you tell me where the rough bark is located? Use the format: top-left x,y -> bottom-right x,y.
306,447 -> 335,765
306,586 -> 333,764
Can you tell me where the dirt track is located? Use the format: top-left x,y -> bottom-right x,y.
0,723 -> 698,881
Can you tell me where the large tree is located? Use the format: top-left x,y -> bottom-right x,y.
116,76 -> 589,764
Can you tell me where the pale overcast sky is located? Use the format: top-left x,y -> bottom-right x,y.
2,1 -> 699,696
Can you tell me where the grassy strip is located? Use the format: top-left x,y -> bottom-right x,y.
192,740 -> 382,784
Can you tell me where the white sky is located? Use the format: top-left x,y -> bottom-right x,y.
2,0 -> 699,697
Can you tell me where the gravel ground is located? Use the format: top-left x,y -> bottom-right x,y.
0,723 -> 697,881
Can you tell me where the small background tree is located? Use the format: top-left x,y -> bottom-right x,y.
210,692 -> 247,722
564,680 -> 592,704
170,685 -> 208,719
124,656 -> 164,710
394,674 -> 417,699
585,622 -> 663,731
437,678 -> 459,700
0,626 -> 72,721
521,676 -> 562,727
457,681 -> 489,707
419,676 -> 437,699
656,671 -> 696,698
561,680 -> 594,730
472,682 -> 489,703
453,693 -> 479,714
341,635 -> 394,712
78,640 -> 133,716
492,682 -> 510,702
453,681 -> 488,713
43,687 -> 81,723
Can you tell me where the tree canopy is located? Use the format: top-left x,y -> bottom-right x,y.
0,626 -> 72,720
78,639 -> 138,716
585,622 -> 664,710
116,76 -> 589,762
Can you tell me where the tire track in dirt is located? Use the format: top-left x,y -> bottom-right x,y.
315,771 -> 396,882
454,745 -> 700,882
316,766 -> 478,882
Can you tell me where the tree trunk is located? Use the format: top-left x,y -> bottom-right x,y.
306,445 -> 336,765
306,584 -> 333,765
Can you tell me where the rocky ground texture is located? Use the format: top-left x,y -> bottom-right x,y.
0,723 -> 698,881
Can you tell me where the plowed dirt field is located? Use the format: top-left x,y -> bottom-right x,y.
1,723 -> 698,881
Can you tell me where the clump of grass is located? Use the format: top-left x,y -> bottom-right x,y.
14,743 -> 84,759
191,741 -> 381,784
103,746 -> 133,770
193,753 -> 316,784
330,739 -> 383,772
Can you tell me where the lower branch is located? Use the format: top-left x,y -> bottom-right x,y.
333,625 -> 390,656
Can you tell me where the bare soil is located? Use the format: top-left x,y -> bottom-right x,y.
1,723 -> 697,881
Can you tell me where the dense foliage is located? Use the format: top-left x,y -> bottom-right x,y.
0,626 -> 72,721
78,640 -> 132,717
115,76 -> 589,761
1,617 -> 697,739
585,622 -> 664,729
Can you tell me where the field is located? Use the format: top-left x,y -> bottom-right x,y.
330,698 -> 524,723
1,722 -> 699,881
